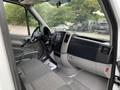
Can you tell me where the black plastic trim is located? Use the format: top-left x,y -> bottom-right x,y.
54,31 -> 66,54
68,37 -> 112,64
54,52 -> 60,57
68,37 -> 99,61
101,0 -> 118,90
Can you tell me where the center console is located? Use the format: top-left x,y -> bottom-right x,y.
54,31 -> 66,57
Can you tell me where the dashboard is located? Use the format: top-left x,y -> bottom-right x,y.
53,31 -> 112,78
53,31 -> 112,64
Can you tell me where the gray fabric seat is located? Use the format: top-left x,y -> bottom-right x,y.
17,59 -> 89,90
18,59 -> 65,90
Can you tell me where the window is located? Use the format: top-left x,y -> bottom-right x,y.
4,3 -> 38,36
34,0 -> 110,41
4,3 -> 28,35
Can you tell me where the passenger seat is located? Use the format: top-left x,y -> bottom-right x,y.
17,59 -> 89,90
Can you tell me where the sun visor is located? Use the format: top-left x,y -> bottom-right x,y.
4,0 -> 70,5
20,0 -> 50,5
21,0 -> 70,5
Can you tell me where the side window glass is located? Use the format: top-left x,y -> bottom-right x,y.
4,3 -> 28,35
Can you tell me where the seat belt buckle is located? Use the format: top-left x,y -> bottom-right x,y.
114,76 -> 120,86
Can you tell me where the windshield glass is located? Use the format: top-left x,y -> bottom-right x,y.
34,0 -> 110,41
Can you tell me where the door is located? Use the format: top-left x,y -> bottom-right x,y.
4,3 -> 39,57
4,3 -> 29,47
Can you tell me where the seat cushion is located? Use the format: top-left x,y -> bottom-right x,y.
17,59 -> 91,90
17,59 -> 67,90
18,59 -> 51,83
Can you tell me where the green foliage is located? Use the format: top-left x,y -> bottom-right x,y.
5,0 -> 103,27
34,3 -> 76,27
68,0 -> 102,22
5,3 -> 26,25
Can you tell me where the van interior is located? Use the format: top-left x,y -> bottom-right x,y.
3,0 -> 116,90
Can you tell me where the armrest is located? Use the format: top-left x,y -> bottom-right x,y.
15,51 -> 38,61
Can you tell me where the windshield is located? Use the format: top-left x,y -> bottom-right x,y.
33,0 -> 110,41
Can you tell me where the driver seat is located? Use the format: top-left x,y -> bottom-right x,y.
17,59 -> 89,90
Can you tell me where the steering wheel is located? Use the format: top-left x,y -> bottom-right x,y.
31,26 -> 52,43
22,26 -> 52,47
30,26 -> 42,43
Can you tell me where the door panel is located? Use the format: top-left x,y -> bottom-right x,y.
10,34 -> 41,59
10,34 -> 29,47
10,34 -> 29,57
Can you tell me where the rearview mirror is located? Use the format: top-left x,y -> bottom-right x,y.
49,0 -> 71,7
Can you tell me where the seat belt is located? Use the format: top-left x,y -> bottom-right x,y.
18,72 -> 26,90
